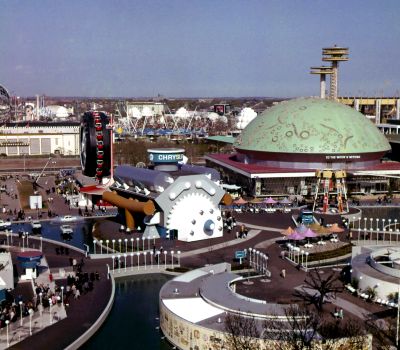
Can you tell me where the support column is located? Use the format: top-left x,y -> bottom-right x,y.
375,99 -> 382,124
354,98 -> 360,111
320,75 -> 326,99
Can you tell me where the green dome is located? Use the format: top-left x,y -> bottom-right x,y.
234,98 -> 390,155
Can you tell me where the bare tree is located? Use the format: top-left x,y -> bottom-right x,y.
262,305 -> 320,350
224,312 -> 261,350
294,269 -> 344,312
318,317 -> 369,350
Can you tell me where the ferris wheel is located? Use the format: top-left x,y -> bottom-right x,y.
0,84 -> 11,119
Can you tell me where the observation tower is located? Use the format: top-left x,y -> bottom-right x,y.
322,46 -> 349,100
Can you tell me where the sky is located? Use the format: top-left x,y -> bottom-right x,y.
1,0 -> 399,98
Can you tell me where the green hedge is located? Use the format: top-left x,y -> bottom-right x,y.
307,244 -> 352,262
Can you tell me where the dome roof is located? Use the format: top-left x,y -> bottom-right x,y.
234,98 -> 390,156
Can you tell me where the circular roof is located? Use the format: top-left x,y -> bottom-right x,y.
234,98 -> 390,155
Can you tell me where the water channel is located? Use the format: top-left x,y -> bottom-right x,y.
81,274 -> 171,350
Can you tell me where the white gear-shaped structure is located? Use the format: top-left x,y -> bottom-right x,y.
166,192 -> 223,242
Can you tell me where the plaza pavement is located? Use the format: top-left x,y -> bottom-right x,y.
0,172 -> 397,348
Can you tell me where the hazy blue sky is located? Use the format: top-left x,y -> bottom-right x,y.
1,0 -> 399,98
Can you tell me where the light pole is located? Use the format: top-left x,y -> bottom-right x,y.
112,239 -> 115,251
137,252 -> 140,270
124,238 -> 128,253
358,217 -> 361,230
130,238 -> 134,252
106,240 -> 109,253
301,250 -> 304,266
111,256 -> 115,274
124,253 -> 127,272
22,234 -> 25,251
177,251 -> 181,266
49,298 -> 53,325
157,251 -> 160,269
395,219 -> 398,231
117,255 -> 121,273
61,286 -> 64,305
144,252 -> 147,269
171,251 -> 174,269
364,217 -> 367,230
248,247 -> 253,267
99,240 -> 103,254
93,240 -> 97,254
19,300 -> 23,326
150,251 -> 153,269
29,308 -> 34,335
130,253 -> 134,271
370,218 -> 373,231
148,237 -> 151,251
383,219 -> 386,241
164,251 -> 167,269
136,238 -> 140,252
118,239 -> 122,252
142,237 -> 145,251
305,252 -> 309,271
5,320 -> 9,347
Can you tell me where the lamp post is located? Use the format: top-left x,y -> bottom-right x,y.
390,229 -> 393,245
22,234 -> 25,251
124,253 -> 127,272
383,219 -> 386,241
177,251 -> 181,266
29,308 -> 34,335
93,240 -> 96,255
164,251 -> 167,269
130,238 -> 134,252
305,252 -> 309,271
248,247 -> 253,267
49,298 -> 53,325
144,252 -> 147,269
358,217 -> 361,230
130,253 -> 134,271
136,238 -> 140,252
370,218 -> 373,231
106,239 -> 109,253
171,251 -> 174,269
142,237 -> 145,251
61,286 -> 64,305
364,228 -> 367,243
112,239 -> 115,251
5,320 -> 9,347
6,231 -> 9,246
99,240 -> 103,254
118,239 -> 122,252
301,250 -> 305,266
111,255 -> 115,274
150,251 -> 153,269
19,300 -> 23,326
124,238 -> 128,253
147,237 -> 151,251
157,251 -> 160,269
137,252 -> 140,270
117,255 -> 121,273
364,217 -> 367,230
